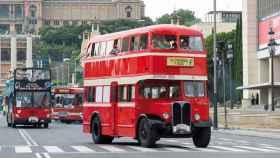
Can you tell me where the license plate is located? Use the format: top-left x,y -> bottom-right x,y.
167,57 -> 194,67
28,116 -> 39,123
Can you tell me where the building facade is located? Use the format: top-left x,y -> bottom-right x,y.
0,0 -> 145,93
190,11 -> 241,37
242,0 -> 280,108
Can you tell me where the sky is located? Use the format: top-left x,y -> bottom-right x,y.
143,0 -> 242,21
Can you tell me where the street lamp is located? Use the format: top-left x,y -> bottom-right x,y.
268,27 -> 277,111
212,0 -> 218,130
227,43 -> 234,109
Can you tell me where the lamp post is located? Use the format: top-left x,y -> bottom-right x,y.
227,43 -> 234,109
268,27 -> 277,111
213,0 -> 218,130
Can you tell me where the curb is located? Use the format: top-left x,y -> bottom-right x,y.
214,127 -> 280,139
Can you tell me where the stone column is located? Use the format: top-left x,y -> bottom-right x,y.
242,0 -> 259,100
26,35 -> 33,68
11,35 -> 17,71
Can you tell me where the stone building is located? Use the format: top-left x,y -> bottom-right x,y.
241,0 -> 280,108
0,0 -> 145,93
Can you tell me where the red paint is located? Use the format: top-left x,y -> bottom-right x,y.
82,25 -> 209,138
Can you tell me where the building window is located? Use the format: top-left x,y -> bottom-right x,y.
63,20 -> 69,25
17,48 -> 26,61
0,5 -> 9,18
1,48 -> 10,61
15,24 -> 23,34
82,21 -> 87,25
0,24 -> 10,34
125,6 -> 132,18
15,5 -> 23,17
72,20 -> 78,25
44,20 -> 50,25
54,20 -> 60,25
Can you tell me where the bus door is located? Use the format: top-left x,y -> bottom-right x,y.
110,82 -> 118,135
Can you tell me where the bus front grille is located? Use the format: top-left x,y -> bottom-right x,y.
172,102 -> 191,126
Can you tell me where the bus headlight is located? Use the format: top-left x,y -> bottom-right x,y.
162,112 -> 169,120
194,113 -> 201,121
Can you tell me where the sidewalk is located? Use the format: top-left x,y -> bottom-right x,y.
210,105 -> 280,137
215,128 -> 280,139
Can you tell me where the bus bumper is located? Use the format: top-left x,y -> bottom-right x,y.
148,119 -> 211,138
14,118 -> 51,124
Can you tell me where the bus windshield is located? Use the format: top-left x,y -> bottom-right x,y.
139,84 -> 180,99
34,92 -> 51,108
54,94 -> 83,108
180,36 -> 203,51
16,92 -> 32,108
184,81 -> 205,97
152,34 -> 177,49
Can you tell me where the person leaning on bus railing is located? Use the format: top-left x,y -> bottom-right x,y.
110,41 -> 120,55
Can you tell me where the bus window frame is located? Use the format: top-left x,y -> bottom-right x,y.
151,33 -> 178,51
179,35 -> 204,52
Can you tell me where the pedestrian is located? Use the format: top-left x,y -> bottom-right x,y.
256,93 -> 259,105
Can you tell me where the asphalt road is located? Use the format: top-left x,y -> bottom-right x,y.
1,113 -> 280,158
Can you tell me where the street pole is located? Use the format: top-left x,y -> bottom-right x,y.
213,0 -> 218,129
222,58 -> 228,129
268,27 -> 276,112
0,36 -> 2,89
229,59 -> 233,109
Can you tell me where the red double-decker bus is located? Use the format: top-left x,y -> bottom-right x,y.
51,87 -> 83,123
82,24 -> 211,147
5,68 -> 52,128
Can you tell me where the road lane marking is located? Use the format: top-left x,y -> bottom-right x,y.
163,147 -> 189,152
98,145 -> 126,152
235,146 -> 277,152
210,146 -> 247,152
42,153 -> 51,158
263,146 -> 280,151
18,129 -> 32,146
71,146 -> 95,153
127,146 -> 158,152
43,146 -> 64,153
15,146 -> 32,153
21,129 -> 38,146
35,153 -> 43,158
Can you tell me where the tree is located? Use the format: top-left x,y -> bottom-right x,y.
156,9 -> 201,26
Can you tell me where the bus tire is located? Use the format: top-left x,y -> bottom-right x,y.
91,116 -> 113,144
192,127 -> 211,148
138,118 -> 157,147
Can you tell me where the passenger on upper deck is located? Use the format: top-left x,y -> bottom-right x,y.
152,35 -> 176,49
110,40 -> 120,55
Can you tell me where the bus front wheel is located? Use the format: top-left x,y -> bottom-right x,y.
192,127 -> 211,148
91,117 -> 113,144
138,118 -> 157,147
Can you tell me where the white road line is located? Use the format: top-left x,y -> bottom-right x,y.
211,146 -> 248,152
35,153 -> 43,158
218,138 -> 233,141
162,139 -> 179,143
98,145 -> 126,152
182,142 -> 192,145
15,146 -> 32,153
71,146 -> 95,153
42,153 -> 51,158
127,146 -> 157,152
260,143 -> 274,147
18,130 -> 32,146
43,146 -> 64,153
263,146 -> 280,151
235,146 -> 277,152
21,129 -> 38,146
163,147 -> 189,152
